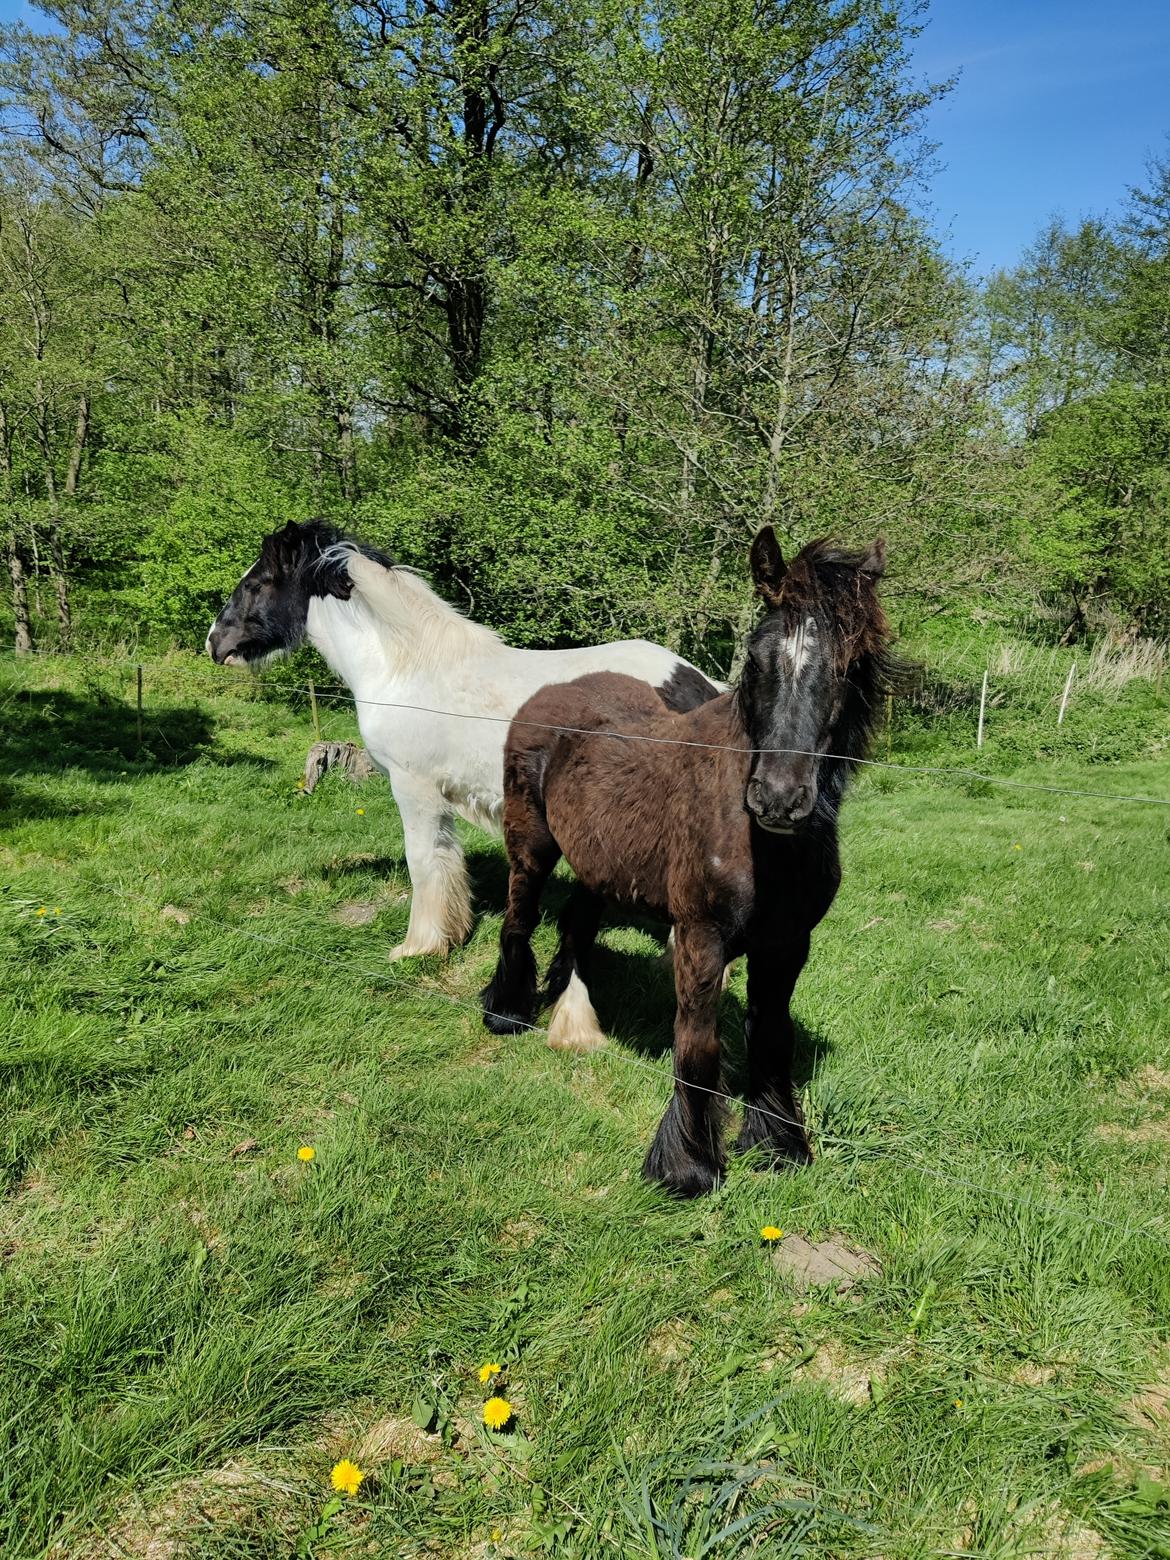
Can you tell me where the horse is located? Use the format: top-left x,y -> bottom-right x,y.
206,519 -> 723,1041
480,527 -> 906,1196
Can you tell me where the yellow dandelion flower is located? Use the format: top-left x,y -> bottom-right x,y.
330,1458 -> 364,1496
1012,843 -> 1022,851
483,1396 -> 513,1431
52,907 -> 61,915
356,807 -> 365,816
760,1225 -> 784,1242
297,1145 -> 316,1162
953,1397 -> 963,1409
478,1361 -> 502,1384
491,1530 -> 502,1543
36,907 -> 47,917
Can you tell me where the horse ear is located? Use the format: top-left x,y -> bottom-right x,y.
860,537 -> 886,578
268,520 -> 306,574
750,526 -> 786,602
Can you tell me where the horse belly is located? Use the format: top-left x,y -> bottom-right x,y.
543,770 -> 670,915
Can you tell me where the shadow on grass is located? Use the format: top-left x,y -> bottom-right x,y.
0,689 -> 276,824
590,941 -> 831,1087
0,690 -> 275,778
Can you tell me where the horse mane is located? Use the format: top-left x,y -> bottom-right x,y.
308,523 -> 502,665
742,535 -> 917,822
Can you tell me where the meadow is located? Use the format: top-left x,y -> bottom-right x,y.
2,650 -> 1170,1559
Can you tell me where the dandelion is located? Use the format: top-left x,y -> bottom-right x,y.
491,1530 -> 502,1543
52,907 -> 60,915
478,1362 -> 502,1384
483,1396 -> 513,1431
1012,843 -> 1022,851
36,907 -> 47,917
297,1145 -> 316,1162
330,1459 -> 365,1496
356,808 -> 365,816
953,1398 -> 963,1409
760,1225 -> 784,1242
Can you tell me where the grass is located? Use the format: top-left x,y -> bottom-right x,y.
2,651 -> 1170,1559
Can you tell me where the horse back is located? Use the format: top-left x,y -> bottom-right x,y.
506,673 -> 743,919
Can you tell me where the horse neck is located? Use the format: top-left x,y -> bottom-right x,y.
688,691 -> 754,774
304,591 -> 396,697
305,556 -> 499,695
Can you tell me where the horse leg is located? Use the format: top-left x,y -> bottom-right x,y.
388,777 -> 472,960
480,814 -> 560,1036
735,937 -> 814,1166
661,929 -> 736,993
545,885 -> 606,1053
643,921 -> 727,1197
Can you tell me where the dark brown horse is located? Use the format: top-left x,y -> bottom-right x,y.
481,529 -> 907,1196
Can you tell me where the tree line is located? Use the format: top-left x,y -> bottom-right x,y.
1,0 -> 1167,670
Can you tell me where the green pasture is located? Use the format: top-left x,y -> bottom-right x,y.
2,655 -> 1169,1558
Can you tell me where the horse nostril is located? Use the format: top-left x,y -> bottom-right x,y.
783,786 -> 813,821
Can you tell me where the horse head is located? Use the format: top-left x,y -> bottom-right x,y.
740,527 -> 895,833
206,519 -> 356,666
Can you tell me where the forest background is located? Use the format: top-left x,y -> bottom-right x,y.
1,0 -> 1168,673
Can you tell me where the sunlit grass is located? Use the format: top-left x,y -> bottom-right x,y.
2,655 -> 1168,1557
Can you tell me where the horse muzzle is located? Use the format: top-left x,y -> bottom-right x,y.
746,777 -> 815,833
207,624 -> 248,667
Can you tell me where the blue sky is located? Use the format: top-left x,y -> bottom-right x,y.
1,0 -> 1167,277
915,0 -> 1170,276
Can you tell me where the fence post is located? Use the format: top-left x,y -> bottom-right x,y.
136,665 -> 143,747
1057,662 -> 1076,726
977,669 -> 988,749
308,676 -> 322,742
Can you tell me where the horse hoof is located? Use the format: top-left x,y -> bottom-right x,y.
546,973 -> 606,1052
642,1150 -> 723,1199
735,1129 -> 814,1169
482,1008 -> 533,1036
389,938 -> 450,961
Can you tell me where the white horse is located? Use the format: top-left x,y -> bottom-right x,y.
207,520 -> 722,1049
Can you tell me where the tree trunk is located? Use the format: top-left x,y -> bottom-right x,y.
64,393 -> 89,496
34,385 -> 71,642
6,532 -> 33,655
0,405 -> 34,654
761,259 -> 800,520
442,0 -> 503,420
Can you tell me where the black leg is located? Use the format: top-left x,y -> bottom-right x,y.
546,883 -> 604,1001
481,810 -> 560,1035
644,921 -> 727,1197
735,938 -> 814,1167
541,882 -> 608,1051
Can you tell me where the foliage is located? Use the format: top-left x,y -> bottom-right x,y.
0,6 -> 1167,661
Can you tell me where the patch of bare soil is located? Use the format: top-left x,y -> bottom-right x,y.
1008,1359 -> 1059,1387
1097,1117 -> 1170,1148
770,1234 -> 881,1292
799,1340 -> 882,1406
1128,1064 -> 1170,1097
646,1318 -> 694,1366
1027,1507 -> 1109,1559
65,1461 -> 302,1560
497,1217 -> 543,1251
1125,1356 -> 1170,1432
333,900 -> 379,927
158,905 -> 191,925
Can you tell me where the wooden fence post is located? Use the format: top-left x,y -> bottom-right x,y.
977,669 -> 988,749
136,665 -> 143,746
1057,662 -> 1076,726
308,676 -> 322,742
